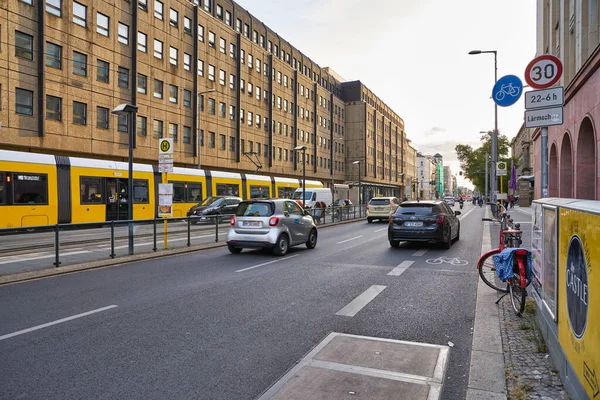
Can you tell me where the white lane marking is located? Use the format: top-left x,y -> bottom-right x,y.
235,254 -> 300,273
387,260 -> 414,276
413,249 -> 428,257
336,235 -> 363,244
373,228 -> 387,233
458,207 -> 476,220
0,250 -> 89,265
0,305 -> 118,341
336,285 -> 386,317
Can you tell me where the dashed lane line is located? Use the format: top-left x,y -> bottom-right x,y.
387,260 -> 414,276
235,254 -> 300,273
335,285 -> 387,317
336,235 -> 363,244
412,249 -> 428,257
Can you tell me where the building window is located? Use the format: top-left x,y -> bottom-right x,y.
169,123 -> 178,142
240,78 -> 245,93
15,88 -> 33,115
169,84 -> 178,103
138,0 -> 147,11
253,30 -> 258,43
45,42 -> 62,69
209,131 -> 215,148
137,32 -> 147,52
73,101 -> 87,125
219,134 -> 225,150
183,53 -> 191,71
154,79 -> 163,98
97,12 -> 109,36
154,0 -> 163,19
229,43 -> 236,59
256,59 -> 260,73
117,114 -> 128,132
243,23 -> 249,38
256,114 -> 260,128
45,95 -> 61,121
248,54 -> 253,68
153,119 -> 163,138
236,18 -> 241,32
219,102 -> 225,117
137,73 -> 147,93
169,46 -> 178,65
208,31 -> 215,47
199,130 -> 204,147
225,11 -> 231,26
229,74 -> 235,89
183,89 -> 191,107
247,111 -> 252,126
46,0 -> 62,16
154,39 -> 163,59
169,8 -> 178,27
73,1 -> 87,26
96,106 -> 109,129
183,17 -> 192,34
15,31 -> 33,60
216,4 -> 223,19
248,83 -> 253,96
229,105 -> 235,120
204,0 -> 212,13
260,35 -> 265,48
256,86 -> 261,100
118,23 -> 129,45
198,24 -> 204,41
208,98 -> 215,114
219,37 -> 226,53
183,126 -> 191,144
229,136 -> 235,152
198,59 -> 204,76
96,59 -> 109,83
219,69 -> 225,85
73,51 -> 87,76
208,64 -> 215,81
137,116 -> 147,136
118,67 -> 129,88
240,50 -> 245,64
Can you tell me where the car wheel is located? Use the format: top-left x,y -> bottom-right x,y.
306,229 -> 318,249
273,234 -> 289,256
367,218 -> 373,223
389,240 -> 400,248
228,244 -> 242,254
442,228 -> 452,249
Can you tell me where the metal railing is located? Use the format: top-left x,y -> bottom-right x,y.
0,205 -> 367,273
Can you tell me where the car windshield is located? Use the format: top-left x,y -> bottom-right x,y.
369,199 -> 390,205
235,201 -> 274,217
395,205 -> 435,215
292,191 -> 312,200
197,196 -> 223,207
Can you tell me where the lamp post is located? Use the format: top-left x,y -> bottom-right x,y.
331,137 -> 344,214
197,88 -> 216,169
112,103 -> 139,255
469,49 -> 498,201
352,160 -> 362,217
294,145 -> 307,208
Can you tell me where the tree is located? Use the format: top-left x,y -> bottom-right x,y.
455,134 -> 517,194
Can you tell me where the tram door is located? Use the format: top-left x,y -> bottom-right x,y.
106,178 -> 129,221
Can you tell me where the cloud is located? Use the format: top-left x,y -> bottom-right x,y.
423,127 -> 447,137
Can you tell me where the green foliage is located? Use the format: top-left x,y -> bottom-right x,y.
455,133 -> 517,193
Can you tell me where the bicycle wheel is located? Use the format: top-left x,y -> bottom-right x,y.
509,277 -> 526,316
477,249 -> 508,292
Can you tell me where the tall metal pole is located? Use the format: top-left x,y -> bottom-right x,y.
302,150 -> 306,208
485,152 -> 489,198
331,146 -> 335,208
128,111 -> 134,255
541,127 -> 548,198
491,52 -> 498,202
358,165 -> 362,217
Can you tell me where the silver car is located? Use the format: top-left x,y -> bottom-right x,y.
226,199 -> 318,256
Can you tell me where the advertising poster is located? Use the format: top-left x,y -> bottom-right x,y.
158,183 -> 173,218
542,207 -> 557,320
558,208 -> 599,399
531,202 -> 544,306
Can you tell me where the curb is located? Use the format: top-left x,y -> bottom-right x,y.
466,207 -> 507,400
0,216 -> 365,286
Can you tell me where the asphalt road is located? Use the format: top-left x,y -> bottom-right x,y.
0,203 -> 484,400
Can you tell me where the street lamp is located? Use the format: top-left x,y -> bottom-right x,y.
352,160 -> 362,216
294,145 -> 307,208
469,49 -> 498,201
112,103 -> 139,255
331,136 -> 344,212
197,88 -> 216,169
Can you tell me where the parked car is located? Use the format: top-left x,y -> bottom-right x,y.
388,200 -> 461,249
443,196 -> 455,207
226,199 -> 318,256
187,196 -> 241,223
366,197 -> 400,223
292,188 -> 333,208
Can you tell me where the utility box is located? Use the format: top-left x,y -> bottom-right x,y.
532,198 -> 599,400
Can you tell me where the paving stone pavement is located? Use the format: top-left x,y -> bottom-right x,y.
499,295 -> 568,399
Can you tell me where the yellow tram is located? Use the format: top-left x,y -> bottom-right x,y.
0,149 -> 323,228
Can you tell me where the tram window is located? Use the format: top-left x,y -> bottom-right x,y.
80,177 -> 104,203
250,185 -> 269,199
13,173 -> 48,204
0,173 -> 5,204
216,183 -> 239,197
133,180 -> 149,203
278,187 -> 296,199
170,181 -> 203,202
187,183 -> 202,202
172,182 -> 186,202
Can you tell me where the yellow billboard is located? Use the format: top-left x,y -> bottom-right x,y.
558,208 -> 600,398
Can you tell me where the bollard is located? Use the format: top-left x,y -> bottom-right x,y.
153,218 -> 157,252
187,217 -> 191,247
53,224 -> 61,267
215,215 -> 220,242
110,221 -> 115,259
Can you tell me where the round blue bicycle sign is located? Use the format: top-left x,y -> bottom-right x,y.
492,75 -> 523,107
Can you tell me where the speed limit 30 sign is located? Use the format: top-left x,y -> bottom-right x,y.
525,55 -> 563,89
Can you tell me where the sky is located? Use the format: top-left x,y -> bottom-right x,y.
236,0 -> 538,189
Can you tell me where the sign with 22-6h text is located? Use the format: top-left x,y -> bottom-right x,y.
558,208 -> 600,399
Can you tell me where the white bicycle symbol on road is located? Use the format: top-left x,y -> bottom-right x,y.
426,257 -> 469,266
494,83 -> 520,101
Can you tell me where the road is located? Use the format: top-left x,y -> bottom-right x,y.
0,204 -> 484,400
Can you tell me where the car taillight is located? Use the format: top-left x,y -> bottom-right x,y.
366,204 -> 370,210
437,216 -> 444,224
391,216 -> 403,225
269,217 -> 279,226
230,216 -> 236,226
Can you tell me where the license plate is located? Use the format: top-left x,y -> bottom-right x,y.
404,222 -> 423,227
242,221 -> 260,227
374,207 -> 383,211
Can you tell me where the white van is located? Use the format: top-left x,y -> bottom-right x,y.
292,188 -> 333,208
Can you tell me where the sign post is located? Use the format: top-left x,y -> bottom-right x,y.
158,138 -> 174,248
524,54 -> 564,199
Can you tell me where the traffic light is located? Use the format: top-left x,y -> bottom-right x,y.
459,171 -> 463,175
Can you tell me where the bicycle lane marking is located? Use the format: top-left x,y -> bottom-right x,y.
425,257 -> 469,266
